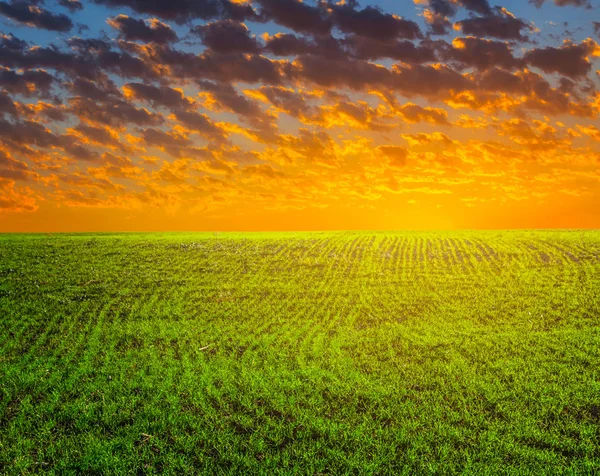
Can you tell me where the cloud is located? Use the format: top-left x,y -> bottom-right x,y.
0,0 -> 598,227
0,67 -> 56,98
122,82 -> 225,139
19,101 -> 68,123
0,118 -> 61,148
454,8 -> 533,41
67,123 -> 130,151
529,0 -> 591,7
69,95 -> 164,127
447,68 -> 598,117
58,0 -> 83,13
263,33 -> 344,59
0,0 -> 73,32
422,9 -> 452,35
0,92 -> 18,117
0,34 -> 161,82
242,163 -> 286,179
254,0 -> 331,35
440,37 -> 523,71
397,103 -> 449,124
0,149 -> 30,180
171,110 -> 225,139
419,0 -> 493,17
0,177 -> 38,211
107,15 -> 178,44
343,36 -> 436,62
92,0 -> 256,24
123,82 -> 191,110
191,20 -> 260,54
524,39 -> 600,78
249,85 -> 317,118
67,77 -> 121,101
164,49 -> 286,84
330,3 -> 422,41
197,80 -> 271,127
142,129 -> 190,150
457,0 -> 493,16
378,145 -> 409,167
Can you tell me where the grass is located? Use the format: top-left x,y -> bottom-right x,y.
0,230 -> 599,474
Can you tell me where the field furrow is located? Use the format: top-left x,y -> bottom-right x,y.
1,231 -> 599,474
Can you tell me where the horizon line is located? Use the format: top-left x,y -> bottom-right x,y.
1,228 -> 599,235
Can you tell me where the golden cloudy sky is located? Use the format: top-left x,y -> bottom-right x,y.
0,0 -> 599,231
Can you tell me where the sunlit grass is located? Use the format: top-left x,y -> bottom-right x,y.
1,231 -> 599,474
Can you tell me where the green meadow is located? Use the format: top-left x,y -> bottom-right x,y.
1,231 -> 599,474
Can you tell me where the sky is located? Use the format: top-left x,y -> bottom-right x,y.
0,0 -> 599,232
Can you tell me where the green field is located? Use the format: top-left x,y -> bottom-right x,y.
1,231 -> 599,474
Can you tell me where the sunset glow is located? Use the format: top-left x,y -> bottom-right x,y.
0,0 -> 599,231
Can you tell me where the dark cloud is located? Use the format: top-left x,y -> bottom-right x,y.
122,41 -> 282,84
62,142 -> 102,163
0,67 -> 56,97
474,68 -> 596,116
123,82 -> 190,110
289,54 -> 392,91
107,15 -> 178,44
330,3 -> 422,41
397,104 -> 449,125
0,33 -> 27,51
58,0 -> 83,13
264,33 -> 344,59
0,117 -> 59,148
142,127 -> 212,158
389,63 -> 472,99
426,0 -> 492,16
455,8 -> 532,41
191,20 -> 260,54
24,102 -> 68,122
221,0 -> 261,22
529,0 -> 591,7
458,0 -> 493,15
0,35 -> 105,81
67,77 -> 121,101
0,34 -> 270,87
0,89 -> 17,116
593,21 -> 600,37
197,80 -> 269,125
254,0 -> 331,35
189,51 -> 285,85
343,36 -> 436,63
423,10 -> 452,35
171,109 -> 224,138
253,86 -> 316,119
71,123 -> 126,150
0,116 -> 100,161
69,96 -> 164,127
0,0 -> 73,32
0,149 -> 29,180
523,39 -> 598,78
92,0 -> 259,24
428,0 -> 458,17
475,67 -> 524,93
123,82 -> 224,139
287,54 -> 471,99
439,37 -> 523,71
67,37 -> 161,80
